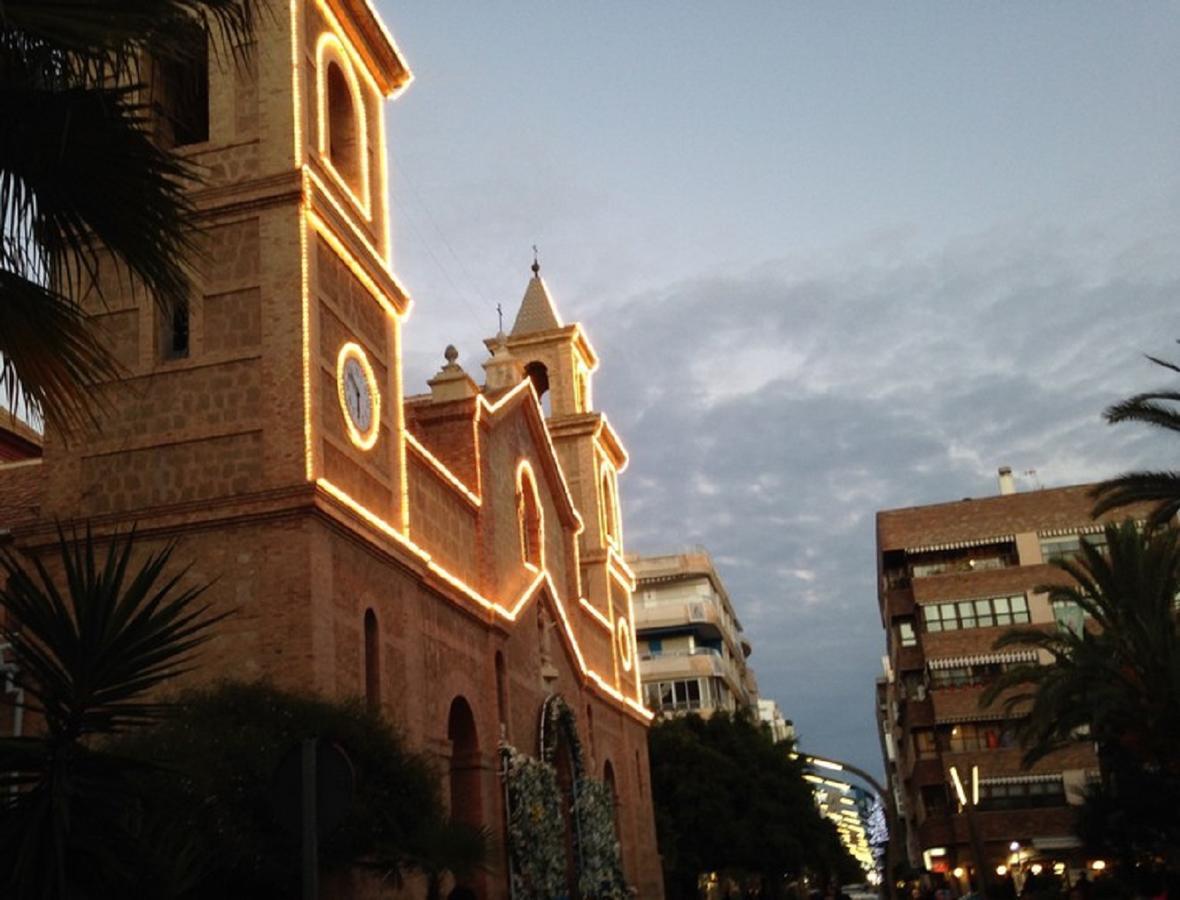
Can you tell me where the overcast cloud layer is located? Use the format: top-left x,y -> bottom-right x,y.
381,2 -> 1180,777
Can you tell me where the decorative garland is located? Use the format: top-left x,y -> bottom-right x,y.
574,778 -> 629,899
502,745 -> 566,900
500,694 -> 632,899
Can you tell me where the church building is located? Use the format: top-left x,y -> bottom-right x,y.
0,0 -> 664,896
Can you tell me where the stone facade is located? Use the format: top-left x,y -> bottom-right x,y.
0,1 -> 663,896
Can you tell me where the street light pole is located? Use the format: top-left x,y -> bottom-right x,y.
797,754 -> 899,900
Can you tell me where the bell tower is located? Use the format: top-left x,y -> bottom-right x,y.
498,262 -> 638,692
41,0 -> 415,537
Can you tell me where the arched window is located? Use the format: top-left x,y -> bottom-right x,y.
516,462 -> 543,568
363,608 -> 380,711
601,469 -> 617,545
326,63 -> 360,188
495,651 -> 509,739
524,361 -> 550,415
315,33 -> 369,212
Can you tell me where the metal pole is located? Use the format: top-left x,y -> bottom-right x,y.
799,755 -> 897,900
302,738 -> 318,900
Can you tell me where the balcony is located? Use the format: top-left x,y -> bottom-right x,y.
635,599 -> 738,646
638,647 -> 746,693
883,585 -> 916,620
900,696 -> 934,729
893,644 -> 925,672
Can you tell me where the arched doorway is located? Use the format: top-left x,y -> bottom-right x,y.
447,697 -> 482,827
447,696 -> 483,897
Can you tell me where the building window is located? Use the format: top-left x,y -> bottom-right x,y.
154,22 -> 209,148
923,595 -> 1029,632
920,784 -> 949,816
643,678 -> 713,712
913,728 -> 937,759
647,638 -> 663,656
325,61 -> 361,190
940,722 -> 1015,752
516,463 -> 542,568
929,662 -> 1013,690
159,299 -> 190,360
897,618 -> 917,648
363,609 -> 379,711
601,469 -> 618,546
1040,532 -> 1107,564
977,778 -> 1066,811
1052,599 -> 1086,636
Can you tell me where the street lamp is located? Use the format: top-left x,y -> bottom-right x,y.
949,765 -> 991,896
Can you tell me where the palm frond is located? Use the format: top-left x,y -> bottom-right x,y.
0,525 -> 229,739
1090,472 -> 1180,526
1103,393 -> 1180,433
0,269 -> 122,436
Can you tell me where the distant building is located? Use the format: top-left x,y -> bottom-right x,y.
630,550 -> 759,717
806,772 -> 875,875
876,468 -> 1149,881
757,698 -> 795,743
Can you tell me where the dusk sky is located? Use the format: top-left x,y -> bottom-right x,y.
376,1 -> 1180,778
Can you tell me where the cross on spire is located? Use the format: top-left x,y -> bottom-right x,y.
531,244 -> 540,276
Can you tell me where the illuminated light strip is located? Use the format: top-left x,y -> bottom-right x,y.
318,0 -> 413,99
313,0 -> 384,98
579,597 -> 613,630
392,324 -> 410,533
377,93 -> 391,264
290,0 -> 303,165
315,476 -> 649,719
306,167 -> 389,272
336,342 -> 381,450
616,616 -> 633,672
306,209 -> 409,320
300,187 -> 314,480
315,31 -> 372,221
606,545 -> 635,587
404,431 -> 480,506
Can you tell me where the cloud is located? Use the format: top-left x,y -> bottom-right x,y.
589,211 -> 1180,776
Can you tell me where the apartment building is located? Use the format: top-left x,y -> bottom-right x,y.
875,469 -> 1146,882
631,550 -> 759,717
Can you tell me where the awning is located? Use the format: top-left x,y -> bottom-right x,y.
1037,524 -> 1106,538
905,534 -> 1014,554
927,650 -> 1038,670
981,773 -> 1063,786
935,711 -> 1012,724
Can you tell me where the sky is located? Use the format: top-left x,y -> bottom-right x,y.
374,1 -> 1180,778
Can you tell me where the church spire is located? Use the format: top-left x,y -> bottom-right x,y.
510,247 -> 563,336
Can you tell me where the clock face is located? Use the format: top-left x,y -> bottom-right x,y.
336,343 -> 380,449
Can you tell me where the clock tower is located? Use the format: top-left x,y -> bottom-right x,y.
40,0 -> 413,532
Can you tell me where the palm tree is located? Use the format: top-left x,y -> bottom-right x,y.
0,527 -> 227,898
0,0 -> 254,433
1091,347 -> 1180,526
981,520 -> 1180,771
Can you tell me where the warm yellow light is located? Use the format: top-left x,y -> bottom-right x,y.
1031,864 -> 1043,876
1053,863 -> 1065,876
949,766 -> 968,807
1090,860 -> 1106,872
616,616 -> 633,671
811,757 -> 844,772
971,765 -> 979,806
336,342 -> 381,450
952,868 -> 965,880
996,866 -> 1008,877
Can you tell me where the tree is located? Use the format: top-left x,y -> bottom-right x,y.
0,527 -> 228,898
981,521 -> 1180,864
1092,347 -> 1180,526
0,0 -> 253,432
111,680 -> 488,899
649,713 -> 863,900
